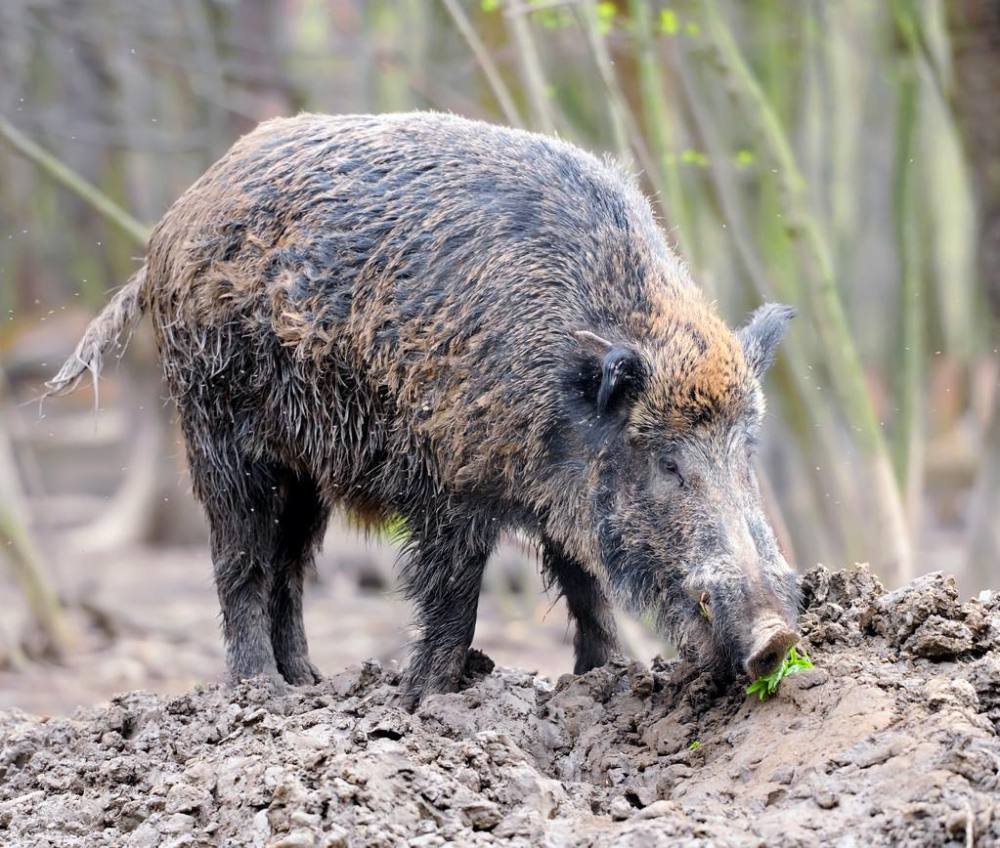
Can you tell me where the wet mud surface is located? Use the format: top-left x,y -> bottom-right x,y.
2,566 -> 999,847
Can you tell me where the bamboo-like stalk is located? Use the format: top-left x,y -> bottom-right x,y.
571,3 -> 671,244
0,115 -> 150,246
577,1 -> 633,168
442,0 -> 525,128
891,44 -> 925,520
824,0 -> 868,273
671,43 -> 863,566
629,0 -> 696,262
798,3 -> 827,228
504,0 -> 556,134
694,0 -> 912,583
907,1 -> 979,363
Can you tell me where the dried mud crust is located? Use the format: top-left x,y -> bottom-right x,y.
1,566 -> 999,848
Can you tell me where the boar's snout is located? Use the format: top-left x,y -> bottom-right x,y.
744,616 -> 799,680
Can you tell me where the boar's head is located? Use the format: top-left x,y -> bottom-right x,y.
566,301 -> 801,681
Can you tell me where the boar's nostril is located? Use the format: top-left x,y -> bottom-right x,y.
745,622 -> 799,680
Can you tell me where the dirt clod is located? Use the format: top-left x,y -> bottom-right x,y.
2,565 -> 999,846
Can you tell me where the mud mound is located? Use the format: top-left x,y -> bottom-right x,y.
2,566 -> 998,847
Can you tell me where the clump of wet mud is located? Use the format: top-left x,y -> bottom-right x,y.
2,566 -> 998,847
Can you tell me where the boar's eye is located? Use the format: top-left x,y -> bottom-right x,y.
657,452 -> 685,486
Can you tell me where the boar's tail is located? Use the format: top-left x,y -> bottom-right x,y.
45,264 -> 148,401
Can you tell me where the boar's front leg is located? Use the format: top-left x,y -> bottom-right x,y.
542,537 -> 620,674
398,517 -> 498,710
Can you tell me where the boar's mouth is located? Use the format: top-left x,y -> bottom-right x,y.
673,600 -> 800,683
671,604 -> 733,677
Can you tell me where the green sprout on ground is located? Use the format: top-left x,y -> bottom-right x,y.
745,646 -> 814,701
688,740 -> 701,751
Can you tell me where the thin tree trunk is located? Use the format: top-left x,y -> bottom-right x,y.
0,381 -> 68,658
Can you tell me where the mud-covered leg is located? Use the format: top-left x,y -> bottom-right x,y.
398,518 -> 498,710
543,537 -> 620,674
270,473 -> 329,685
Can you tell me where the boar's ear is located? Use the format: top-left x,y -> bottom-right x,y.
574,330 -> 647,415
738,303 -> 795,379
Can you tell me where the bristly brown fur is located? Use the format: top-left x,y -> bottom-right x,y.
51,112 -> 799,706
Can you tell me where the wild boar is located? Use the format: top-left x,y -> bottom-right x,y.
48,112 -> 801,707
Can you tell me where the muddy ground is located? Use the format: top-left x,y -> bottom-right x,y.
0,533 -> 617,717
2,566 -> 999,847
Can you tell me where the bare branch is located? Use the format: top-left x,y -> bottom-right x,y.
0,114 -> 150,246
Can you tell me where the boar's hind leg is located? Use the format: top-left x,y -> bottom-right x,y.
188,429 -> 322,687
398,518 -> 498,710
269,473 -> 329,685
542,538 -> 620,674
196,453 -> 284,686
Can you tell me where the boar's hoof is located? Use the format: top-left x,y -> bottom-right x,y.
228,671 -> 291,697
462,647 -> 496,678
279,657 -> 323,686
397,643 -> 476,712
573,649 -> 623,676
395,675 -> 461,714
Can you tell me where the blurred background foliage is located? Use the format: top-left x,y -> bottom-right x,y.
0,0 -> 998,673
